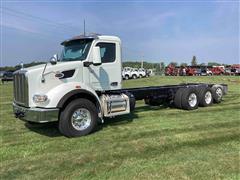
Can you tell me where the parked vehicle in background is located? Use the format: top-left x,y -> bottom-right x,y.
195,69 -> 202,76
186,67 -> 196,76
165,64 -> 178,76
201,68 -> 213,76
138,68 -> 146,78
230,64 -> 240,75
211,66 -> 225,75
130,68 -> 139,79
122,67 -> 151,79
122,67 -> 132,80
145,69 -> 152,77
234,68 -> 240,75
0,71 -> 6,77
1,71 -> 14,83
224,68 -> 233,75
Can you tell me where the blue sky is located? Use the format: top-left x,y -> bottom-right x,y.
0,0 -> 239,66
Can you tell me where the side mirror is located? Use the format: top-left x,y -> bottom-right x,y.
92,47 -> 101,66
50,54 -> 58,65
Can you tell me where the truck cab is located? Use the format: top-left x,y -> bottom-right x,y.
13,34 -> 130,136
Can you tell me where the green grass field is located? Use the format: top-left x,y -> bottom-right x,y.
1,76 -> 240,179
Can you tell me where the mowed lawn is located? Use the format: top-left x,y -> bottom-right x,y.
0,76 -> 240,179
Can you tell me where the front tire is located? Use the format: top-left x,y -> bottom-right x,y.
132,74 -> 137,79
59,98 -> 98,137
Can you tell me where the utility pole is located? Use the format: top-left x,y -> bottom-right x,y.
141,60 -> 143,68
84,19 -> 86,36
159,63 -> 162,75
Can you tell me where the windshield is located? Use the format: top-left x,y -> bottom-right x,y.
60,39 -> 93,61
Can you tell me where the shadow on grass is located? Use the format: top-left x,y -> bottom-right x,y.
23,102 -> 237,138
23,105 -> 168,137
25,122 -> 61,137
103,104 -> 170,127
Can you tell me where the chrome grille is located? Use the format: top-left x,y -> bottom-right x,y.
13,70 -> 29,107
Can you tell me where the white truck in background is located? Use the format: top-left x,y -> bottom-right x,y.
138,68 -> 146,78
13,34 -> 227,137
122,67 -> 132,80
130,68 -> 140,79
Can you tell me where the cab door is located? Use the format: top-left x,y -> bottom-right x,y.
89,42 -> 122,91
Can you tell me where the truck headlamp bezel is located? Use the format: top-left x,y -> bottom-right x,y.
33,94 -> 48,103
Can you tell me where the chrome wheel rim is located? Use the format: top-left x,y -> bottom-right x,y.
71,108 -> 91,131
216,88 -> 223,99
188,93 -> 197,107
205,91 -> 212,104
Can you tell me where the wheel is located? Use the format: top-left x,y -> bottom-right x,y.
58,98 -> 98,137
125,92 -> 136,112
139,74 -> 143,78
174,88 -> 199,110
132,74 -> 137,79
212,85 -> 223,103
125,75 -> 129,80
198,87 -> 213,107
174,88 -> 185,109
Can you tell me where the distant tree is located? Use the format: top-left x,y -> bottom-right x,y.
208,62 -> 221,66
0,61 -> 45,72
199,63 -> 206,66
180,63 -> 188,67
191,56 -> 197,66
168,62 -> 178,67
0,66 -> 15,71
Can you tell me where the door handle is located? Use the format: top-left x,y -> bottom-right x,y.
110,82 -> 118,86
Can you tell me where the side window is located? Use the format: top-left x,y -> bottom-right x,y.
96,42 -> 116,63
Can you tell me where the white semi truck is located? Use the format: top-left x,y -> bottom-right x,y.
13,34 -> 227,137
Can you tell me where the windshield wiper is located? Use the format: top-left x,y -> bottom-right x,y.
62,57 -> 83,61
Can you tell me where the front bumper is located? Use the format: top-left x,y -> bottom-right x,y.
13,102 -> 59,123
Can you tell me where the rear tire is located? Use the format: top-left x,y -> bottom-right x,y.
174,88 -> 185,109
212,85 -> 224,103
198,87 -> 213,107
58,98 -> 98,137
125,75 -> 129,80
174,88 -> 199,110
132,74 -> 137,79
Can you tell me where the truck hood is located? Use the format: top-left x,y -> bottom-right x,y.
20,61 -> 84,107
25,61 -> 76,73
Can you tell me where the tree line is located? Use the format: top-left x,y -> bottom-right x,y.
0,61 -> 45,72
0,56 -> 228,73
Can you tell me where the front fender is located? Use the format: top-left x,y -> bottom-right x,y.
44,82 -> 101,109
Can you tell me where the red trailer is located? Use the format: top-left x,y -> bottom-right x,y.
165,65 -> 178,76
210,66 -> 225,75
186,67 -> 197,76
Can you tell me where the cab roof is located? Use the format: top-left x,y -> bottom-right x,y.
61,33 -> 120,45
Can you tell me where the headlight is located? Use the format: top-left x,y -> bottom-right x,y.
33,94 -> 48,103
